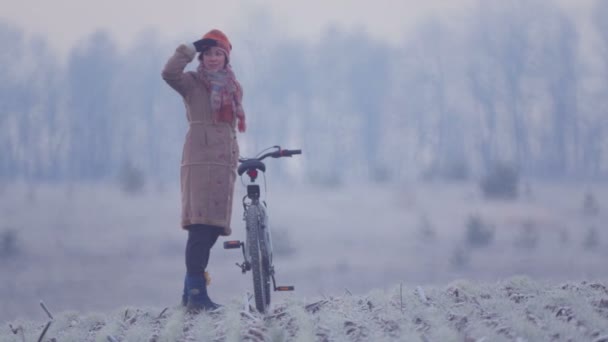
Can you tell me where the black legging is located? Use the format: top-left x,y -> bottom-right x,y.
185,224 -> 222,276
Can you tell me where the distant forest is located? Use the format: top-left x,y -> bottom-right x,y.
1,0 -> 608,185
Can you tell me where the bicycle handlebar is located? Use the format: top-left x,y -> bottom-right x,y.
239,147 -> 302,163
237,146 -> 301,180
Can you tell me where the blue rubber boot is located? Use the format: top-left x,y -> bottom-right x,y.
185,274 -> 221,313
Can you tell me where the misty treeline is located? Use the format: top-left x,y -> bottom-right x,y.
1,0 -> 608,186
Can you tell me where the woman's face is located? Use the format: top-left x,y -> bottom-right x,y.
202,47 -> 227,72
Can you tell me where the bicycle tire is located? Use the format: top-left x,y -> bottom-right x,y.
246,204 -> 272,313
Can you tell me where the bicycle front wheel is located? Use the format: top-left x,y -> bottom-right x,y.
246,204 -> 271,313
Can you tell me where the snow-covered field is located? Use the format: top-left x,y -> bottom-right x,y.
1,180 -> 607,340
2,278 -> 608,341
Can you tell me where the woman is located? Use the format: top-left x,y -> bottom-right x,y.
161,29 -> 246,312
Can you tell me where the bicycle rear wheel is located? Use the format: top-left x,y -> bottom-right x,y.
246,204 -> 271,313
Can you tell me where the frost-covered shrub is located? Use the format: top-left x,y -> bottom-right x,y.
334,260 -> 351,273
118,161 -> 145,195
583,226 -> 600,250
465,215 -> 495,248
370,165 -> 392,183
514,220 -> 539,250
558,228 -> 570,246
0,229 -> 20,259
480,162 -> 519,199
26,184 -> 37,203
450,245 -> 470,269
582,192 -> 599,217
417,215 -> 436,242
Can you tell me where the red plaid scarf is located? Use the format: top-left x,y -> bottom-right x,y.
197,64 -> 246,132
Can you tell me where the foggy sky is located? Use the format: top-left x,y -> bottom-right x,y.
2,0 -> 596,61
1,0 -> 485,58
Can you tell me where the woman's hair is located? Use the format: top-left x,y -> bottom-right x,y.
197,46 -> 210,61
198,46 -> 228,67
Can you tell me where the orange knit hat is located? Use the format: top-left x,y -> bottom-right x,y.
201,29 -> 232,58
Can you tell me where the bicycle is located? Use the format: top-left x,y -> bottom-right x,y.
223,145 -> 302,313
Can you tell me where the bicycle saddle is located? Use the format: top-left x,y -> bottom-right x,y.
237,160 -> 266,176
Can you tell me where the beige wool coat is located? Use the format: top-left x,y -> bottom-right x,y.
161,44 -> 239,236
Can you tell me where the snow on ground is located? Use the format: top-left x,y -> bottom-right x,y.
0,180 -> 607,339
2,277 -> 608,341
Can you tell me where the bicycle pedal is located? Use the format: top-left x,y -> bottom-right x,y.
275,286 -> 295,291
224,240 -> 242,249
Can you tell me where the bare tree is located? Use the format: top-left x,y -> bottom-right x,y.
66,30 -> 118,180
473,0 -> 535,172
